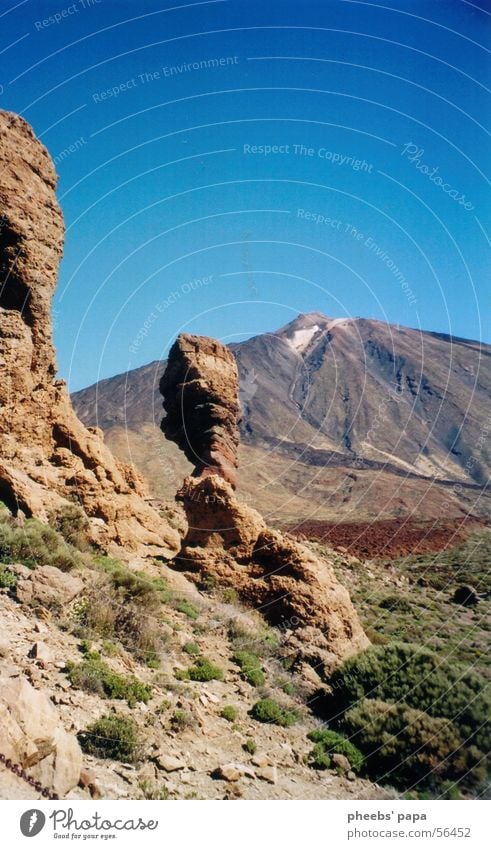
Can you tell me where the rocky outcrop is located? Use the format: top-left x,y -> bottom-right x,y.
0,676 -> 82,797
0,111 -> 178,556
160,334 -> 240,487
161,335 -> 369,678
14,564 -> 84,608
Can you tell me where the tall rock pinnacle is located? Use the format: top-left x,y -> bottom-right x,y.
0,111 -> 178,556
160,333 -> 369,681
160,333 -> 240,487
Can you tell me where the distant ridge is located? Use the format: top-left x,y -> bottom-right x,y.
73,314 -> 491,522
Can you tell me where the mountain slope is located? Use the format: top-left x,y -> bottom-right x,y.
73,314 -> 491,521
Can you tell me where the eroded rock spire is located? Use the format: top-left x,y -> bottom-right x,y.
160,333 -> 369,682
0,111 -> 178,556
160,333 -> 240,487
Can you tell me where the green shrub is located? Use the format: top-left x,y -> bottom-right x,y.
232,650 -> 265,687
379,595 -> 412,613
77,563 -> 165,664
309,744 -> 331,770
0,515 -> 85,571
171,709 -> 194,730
183,641 -> 200,656
327,643 -> 490,751
343,698 -> 486,788
175,599 -> 199,620
228,621 -> 280,657
0,565 -> 17,590
138,780 -> 169,800
243,738 -> 257,755
250,698 -> 298,727
221,588 -> 238,603
257,629 -> 280,654
79,714 -> 141,762
49,505 -> 90,551
66,657 -> 152,706
176,657 -> 223,682
221,705 -> 238,722
307,729 -> 364,772
101,640 -> 118,657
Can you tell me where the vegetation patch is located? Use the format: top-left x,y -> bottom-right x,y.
171,709 -> 194,730
250,697 -> 299,727
0,564 -> 17,590
232,650 -> 265,687
0,512 -> 86,572
343,698 -> 486,788
79,714 -> 141,762
326,642 -> 490,753
307,729 -> 364,772
48,504 -> 90,551
74,560 -> 166,665
66,657 -> 152,706
221,705 -> 237,722
175,599 -> 200,620
176,657 -> 224,682
378,595 -> 412,613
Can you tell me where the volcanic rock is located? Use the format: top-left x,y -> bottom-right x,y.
452,584 -> 480,606
160,334 -> 240,487
0,110 -> 178,557
160,335 -> 369,677
0,675 -> 82,797
15,564 -> 84,608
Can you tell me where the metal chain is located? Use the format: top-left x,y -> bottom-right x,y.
0,752 -> 58,800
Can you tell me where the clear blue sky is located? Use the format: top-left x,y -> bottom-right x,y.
1,0 -> 489,390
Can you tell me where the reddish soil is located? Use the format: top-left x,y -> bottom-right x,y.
285,516 -> 487,559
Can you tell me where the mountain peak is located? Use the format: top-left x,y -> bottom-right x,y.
276,312 -> 356,352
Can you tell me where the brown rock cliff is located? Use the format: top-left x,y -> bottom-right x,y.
160,334 -> 240,487
0,111 -> 178,556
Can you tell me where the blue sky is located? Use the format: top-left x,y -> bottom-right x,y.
1,0 -> 489,390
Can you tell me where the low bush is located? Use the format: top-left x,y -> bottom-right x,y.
307,729 -> 364,772
66,657 -> 152,706
176,657 -> 224,682
138,780 -> 169,800
0,564 -> 17,590
49,505 -> 90,551
221,705 -> 238,722
242,739 -> 257,755
250,698 -> 299,727
0,514 -> 85,571
327,642 -> 490,752
171,709 -> 194,730
183,641 -> 200,656
175,599 -> 199,620
378,595 -> 412,613
309,744 -> 331,770
342,698 -> 486,788
79,714 -> 141,762
76,561 -> 166,664
232,650 -> 265,687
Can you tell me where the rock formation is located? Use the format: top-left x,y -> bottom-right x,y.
0,111 -> 178,556
0,676 -> 82,798
160,334 -> 240,487
161,334 -> 369,678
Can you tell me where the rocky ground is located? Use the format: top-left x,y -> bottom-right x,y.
0,554 -> 394,801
